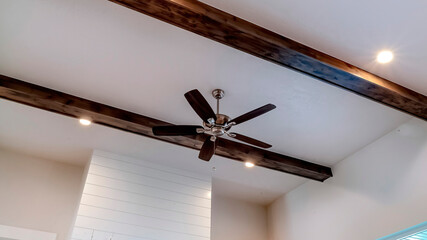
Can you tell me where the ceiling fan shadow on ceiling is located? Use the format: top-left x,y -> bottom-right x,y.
152,89 -> 276,161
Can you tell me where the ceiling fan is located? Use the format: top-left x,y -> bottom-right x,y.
152,89 -> 276,161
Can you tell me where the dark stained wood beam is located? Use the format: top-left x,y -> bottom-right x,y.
0,74 -> 332,181
109,0 -> 427,120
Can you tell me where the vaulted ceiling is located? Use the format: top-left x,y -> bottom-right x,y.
1,0 -> 425,204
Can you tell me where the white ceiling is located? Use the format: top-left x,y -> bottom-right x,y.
0,0 -> 424,204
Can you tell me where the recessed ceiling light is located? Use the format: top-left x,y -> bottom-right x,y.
245,162 -> 255,168
377,50 -> 393,64
79,118 -> 92,126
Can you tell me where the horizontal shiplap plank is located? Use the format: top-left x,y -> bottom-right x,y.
72,227 -> 161,240
91,155 -> 211,190
88,164 -> 210,198
77,205 -> 210,237
82,184 -> 211,217
71,227 -> 92,240
80,194 -> 210,227
93,231 -> 113,240
110,234 -> 148,240
75,215 -> 208,240
72,228 -> 138,240
85,174 -> 211,208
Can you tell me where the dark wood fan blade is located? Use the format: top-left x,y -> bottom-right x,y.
152,125 -> 203,136
184,89 -> 217,123
198,137 -> 216,161
231,133 -> 272,148
229,104 -> 276,125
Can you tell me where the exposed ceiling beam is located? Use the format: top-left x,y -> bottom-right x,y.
110,0 -> 427,120
0,74 -> 332,181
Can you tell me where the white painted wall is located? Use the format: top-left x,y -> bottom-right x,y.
211,194 -> 268,240
0,149 -> 84,240
267,118 -> 427,240
72,151 -> 212,240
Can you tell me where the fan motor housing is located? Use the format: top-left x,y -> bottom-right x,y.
215,114 -> 230,125
203,114 -> 231,137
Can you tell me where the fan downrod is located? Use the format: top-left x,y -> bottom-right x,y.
202,89 -> 234,139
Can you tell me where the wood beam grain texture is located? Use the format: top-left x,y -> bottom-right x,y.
0,74 -> 332,181
109,0 -> 427,120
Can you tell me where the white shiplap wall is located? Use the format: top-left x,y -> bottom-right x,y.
71,151 -> 211,240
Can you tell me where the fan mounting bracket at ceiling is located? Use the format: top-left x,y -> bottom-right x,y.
212,89 -> 224,100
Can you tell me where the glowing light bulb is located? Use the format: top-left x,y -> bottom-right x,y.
79,118 -> 92,126
377,50 -> 393,64
245,162 -> 255,168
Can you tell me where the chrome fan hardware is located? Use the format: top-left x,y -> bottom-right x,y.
152,89 -> 276,161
